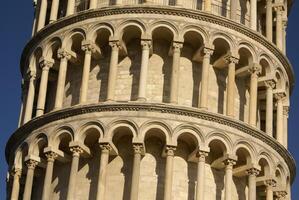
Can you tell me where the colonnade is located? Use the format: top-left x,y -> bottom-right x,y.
31,0 -> 287,51
20,37 -> 289,147
9,142 -> 288,200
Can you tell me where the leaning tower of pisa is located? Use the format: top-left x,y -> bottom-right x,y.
5,0 -> 296,199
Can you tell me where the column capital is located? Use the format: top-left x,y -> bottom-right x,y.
265,79 -> 276,89
165,146 -> 177,156
274,191 -> 287,199
109,40 -> 121,50
25,159 -> 39,170
57,48 -> 72,60
273,4 -> 284,12
11,168 -> 22,177
141,40 -> 152,50
99,143 -> 112,153
70,146 -> 84,157
274,92 -> 286,101
264,179 -> 277,187
39,57 -> 54,70
283,106 -> 290,116
196,150 -> 209,162
26,71 -> 37,81
45,151 -> 58,162
248,63 -> 262,75
224,54 -> 239,64
81,40 -> 96,53
172,41 -> 183,51
246,167 -> 260,176
202,46 -> 214,57
133,143 -> 145,155
223,158 -> 237,167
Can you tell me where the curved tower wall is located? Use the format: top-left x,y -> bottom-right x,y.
6,0 -> 295,200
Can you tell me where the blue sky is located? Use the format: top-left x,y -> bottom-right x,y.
0,0 -> 298,198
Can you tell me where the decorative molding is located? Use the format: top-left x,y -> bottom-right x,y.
5,102 -> 296,182
19,6 -> 295,91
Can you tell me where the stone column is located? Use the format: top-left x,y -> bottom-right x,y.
36,58 -> 54,117
138,40 -> 151,101
265,80 -> 275,136
275,6 -> 284,51
264,179 -> 276,200
170,42 -> 183,104
90,0 -> 98,9
249,64 -> 261,127
204,0 -> 212,12
54,49 -> 71,110
37,0 -> 48,31
42,152 -> 58,200
230,0 -> 237,21
199,47 -> 213,109
106,41 -> 120,101
80,41 -> 95,104
10,168 -> 22,200
250,0 -> 257,30
266,0 -> 273,41
196,151 -> 208,200
31,1 -> 38,36
130,144 -> 143,200
49,0 -> 60,23
246,168 -> 260,200
224,159 -> 236,200
282,20 -> 287,54
96,144 -> 111,200
23,72 -> 36,124
66,146 -> 83,200
19,82 -> 27,127
23,159 -> 38,200
275,92 -> 285,145
164,146 -> 176,200
225,56 -> 238,117
283,106 -> 289,147
66,0 -> 75,16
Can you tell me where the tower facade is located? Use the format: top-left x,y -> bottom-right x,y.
6,0 -> 296,199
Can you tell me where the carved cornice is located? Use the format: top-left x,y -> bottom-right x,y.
5,102 -> 296,182
19,6 -> 295,91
